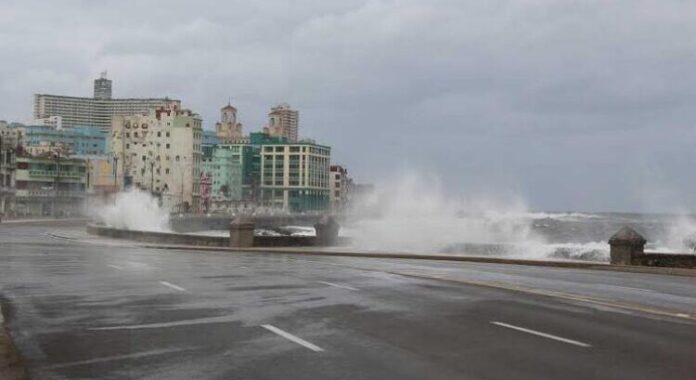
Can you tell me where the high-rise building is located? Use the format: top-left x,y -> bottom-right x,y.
110,104 -> 203,212
34,74 -> 180,132
215,103 -> 244,142
265,103 -> 299,142
93,71 -> 112,100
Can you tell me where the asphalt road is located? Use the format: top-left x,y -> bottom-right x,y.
1,224 -> 695,379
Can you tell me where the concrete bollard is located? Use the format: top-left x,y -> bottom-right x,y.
314,216 -> 340,246
608,226 -> 646,265
229,218 -> 255,248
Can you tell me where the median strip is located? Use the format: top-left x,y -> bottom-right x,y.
491,321 -> 591,348
261,324 -> 324,352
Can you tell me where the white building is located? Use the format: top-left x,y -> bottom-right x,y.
110,105 -> 203,212
260,140 -> 331,212
34,74 -> 180,132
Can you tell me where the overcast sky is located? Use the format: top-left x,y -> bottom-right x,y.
1,0 -> 696,212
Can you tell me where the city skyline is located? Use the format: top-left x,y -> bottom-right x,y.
2,1 -> 696,212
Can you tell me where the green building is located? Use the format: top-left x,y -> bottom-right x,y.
202,143 -> 256,202
14,154 -> 87,216
201,131 -> 331,212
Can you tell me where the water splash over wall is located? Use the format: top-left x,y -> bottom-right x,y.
92,189 -> 170,232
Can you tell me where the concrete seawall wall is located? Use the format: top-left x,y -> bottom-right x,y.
86,224 -> 349,248
87,224 -> 229,247
168,215 -> 326,233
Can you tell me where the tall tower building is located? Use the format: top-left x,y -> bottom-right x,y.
215,102 -> 243,142
266,103 -> 298,142
93,71 -> 112,100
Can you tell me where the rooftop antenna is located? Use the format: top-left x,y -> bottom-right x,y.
100,70 -> 108,79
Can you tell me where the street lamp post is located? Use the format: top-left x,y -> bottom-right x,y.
112,156 -> 118,189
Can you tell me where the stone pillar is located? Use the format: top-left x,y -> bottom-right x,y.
608,226 -> 646,265
314,216 -> 340,246
229,218 -> 255,248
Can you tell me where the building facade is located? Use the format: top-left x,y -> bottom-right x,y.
0,122 -> 21,215
215,103 -> 244,142
14,154 -> 87,217
34,74 -> 180,132
259,141 -> 330,212
265,103 -> 299,142
111,105 -> 203,212
18,125 -> 106,156
330,165 -> 349,212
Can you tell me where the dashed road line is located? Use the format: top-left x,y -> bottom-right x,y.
159,281 -> 187,292
261,324 -> 324,352
42,348 -> 190,369
108,264 -> 122,270
317,281 -> 358,291
491,321 -> 591,348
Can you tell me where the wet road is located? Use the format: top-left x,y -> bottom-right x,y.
1,224 -> 695,379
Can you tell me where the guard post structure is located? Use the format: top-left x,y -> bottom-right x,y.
314,215 -> 340,246
609,226 -> 646,265
229,217 -> 255,248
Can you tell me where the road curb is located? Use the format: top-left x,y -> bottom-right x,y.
137,243 -> 696,278
0,302 -> 27,380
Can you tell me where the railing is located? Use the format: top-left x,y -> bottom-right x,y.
18,189 -> 85,198
28,170 -> 84,179
0,186 -> 16,194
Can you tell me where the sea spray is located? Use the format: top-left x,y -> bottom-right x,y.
92,189 -> 170,232
345,172 -> 547,254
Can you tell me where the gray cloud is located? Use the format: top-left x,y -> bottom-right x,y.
2,0 -> 696,212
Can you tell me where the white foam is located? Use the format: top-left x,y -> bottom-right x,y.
91,189 -> 170,232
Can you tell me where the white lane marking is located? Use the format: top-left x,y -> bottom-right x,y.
108,264 -> 122,270
88,316 -> 237,331
317,281 -> 358,291
159,281 -> 187,292
491,321 -> 591,348
676,313 -> 691,318
261,324 -> 324,352
42,348 -> 189,369
608,285 -> 654,293
240,266 -> 248,269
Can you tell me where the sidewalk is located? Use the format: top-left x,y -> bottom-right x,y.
0,217 -> 89,225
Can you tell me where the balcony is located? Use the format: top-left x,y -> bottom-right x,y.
0,186 -> 16,195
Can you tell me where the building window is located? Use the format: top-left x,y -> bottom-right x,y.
157,132 -> 161,137
166,132 -> 170,137
166,143 -> 170,149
